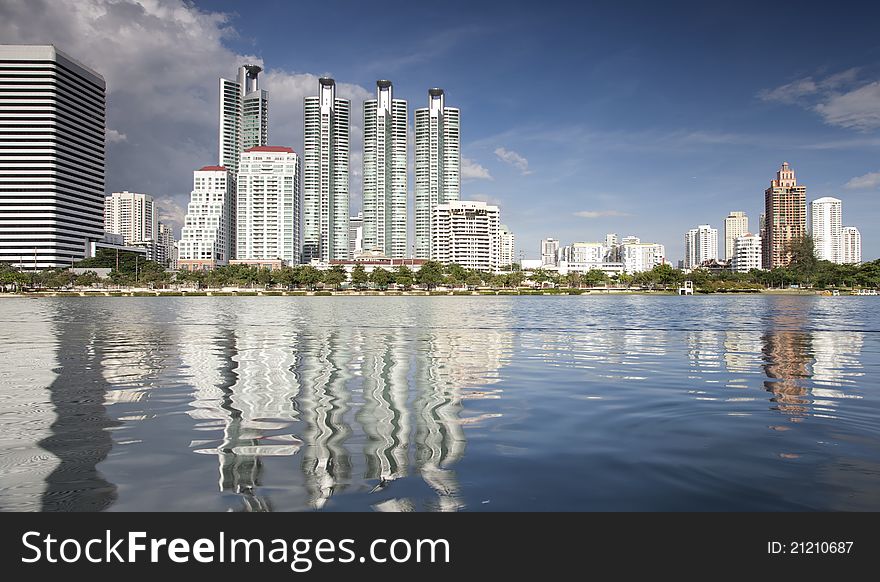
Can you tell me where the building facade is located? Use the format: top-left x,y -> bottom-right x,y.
841,226 -> 861,265
155,222 -> 177,269
219,65 -> 268,174
541,238 -> 560,267
0,45 -> 106,269
235,146 -> 300,265
684,224 -> 718,269
363,80 -> 407,258
431,201 -> 500,271
763,162 -> 806,269
303,78 -> 350,262
178,166 -> 234,270
732,233 -> 762,273
348,212 -> 364,257
414,88 -> 460,259
499,224 -> 516,268
104,191 -> 158,248
621,242 -> 665,274
723,211 -> 748,261
810,197 -> 842,263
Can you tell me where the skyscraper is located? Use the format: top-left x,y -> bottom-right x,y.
235,146 -> 301,265
348,213 -> 363,257
363,80 -> 407,258
684,224 -> 718,269
303,78 -> 350,262
810,197 -> 842,263
155,222 -> 177,269
414,88 -> 460,259
0,45 -> 106,269
219,65 -> 268,174
178,166 -> 234,270
104,191 -> 158,247
841,226 -> 861,265
723,211 -> 748,261
763,162 -> 806,269
431,201 -> 500,271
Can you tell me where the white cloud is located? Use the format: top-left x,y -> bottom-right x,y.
845,171 -> 880,190
759,68 -> 880,131
494,147 -> 532,175
106,128 -> 127,143
814,81 -> 880,131
155,196 -> 186,233
573,210 -> 630,219
461,157 -> 493,181
0,0 -> 371,234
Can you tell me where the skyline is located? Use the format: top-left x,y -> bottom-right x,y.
2,0 -> 880,262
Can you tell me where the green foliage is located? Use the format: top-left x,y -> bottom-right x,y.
350,264 -> 368,289
369,267 -> 394,290
415,261 -> 444,289
322,265 -> 347,290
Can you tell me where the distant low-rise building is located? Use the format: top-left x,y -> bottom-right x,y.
499,225 -> 516,268
541,238 -> 559,267
620,241 -> 665,274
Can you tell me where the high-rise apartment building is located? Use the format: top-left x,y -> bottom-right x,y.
348,212 -> 364,257
732,233 -> 762,273
620,241 -> 665,274
841,226 -> 861,265
219,65 -> 268,174
810,197 -> 842,263
499,224 -> 516,268
431,201 -> 500,271
723,211 -> 748,261
414,88 -> 460,259
763,162 -> 806,269
684,224 -> 718,269
0,45 -> 106,269
303,78 -> 350,262
235,146 -> 301,264
178,166 -> 234,270
363,80 -> 407,257
104,191 -> 158,247
541,238 -> 560,267
156,222 -> 176,269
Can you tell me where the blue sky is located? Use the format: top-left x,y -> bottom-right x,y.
203,0 -> 880,261
5,0 -> 880,262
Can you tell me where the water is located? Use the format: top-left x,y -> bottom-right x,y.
0,295 -> 878,512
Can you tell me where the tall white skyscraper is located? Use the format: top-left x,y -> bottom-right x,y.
363,80 -> 407,258
684,224 -> 718,269
104,191 -> 158,247
431,201 -> 500,271
732,233 -> 762,273
810,197 -> 842,263
235,146 -> 301,264
219,65 -> 268,174
0,45 -> 106,268
303,78 -> 350,262
723,211 -> 748,261
178,166 -> 234,270
414,88 -> 460,259
841,226 -> 861,265
499,225 -> 516,268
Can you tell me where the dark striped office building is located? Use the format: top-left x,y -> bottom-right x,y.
0,45 -> 106,269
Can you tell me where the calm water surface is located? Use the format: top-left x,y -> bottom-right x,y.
0,295 -> 878,511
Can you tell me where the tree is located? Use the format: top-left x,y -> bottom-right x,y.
395,265 -> 414,289
786,235 -> 818,284
299,265 -> 322,290
322,265 -> 347,290
465,272 -> 482,288
369,267 -> 394,290
415,261 -> 444,289
445,263 -> 468,287
530,269 -> 551,286
351,264 -> 368,289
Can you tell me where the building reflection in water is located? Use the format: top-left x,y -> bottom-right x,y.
39,302 -> 119,511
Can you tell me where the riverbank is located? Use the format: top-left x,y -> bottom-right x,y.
0,288 -> 835,297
